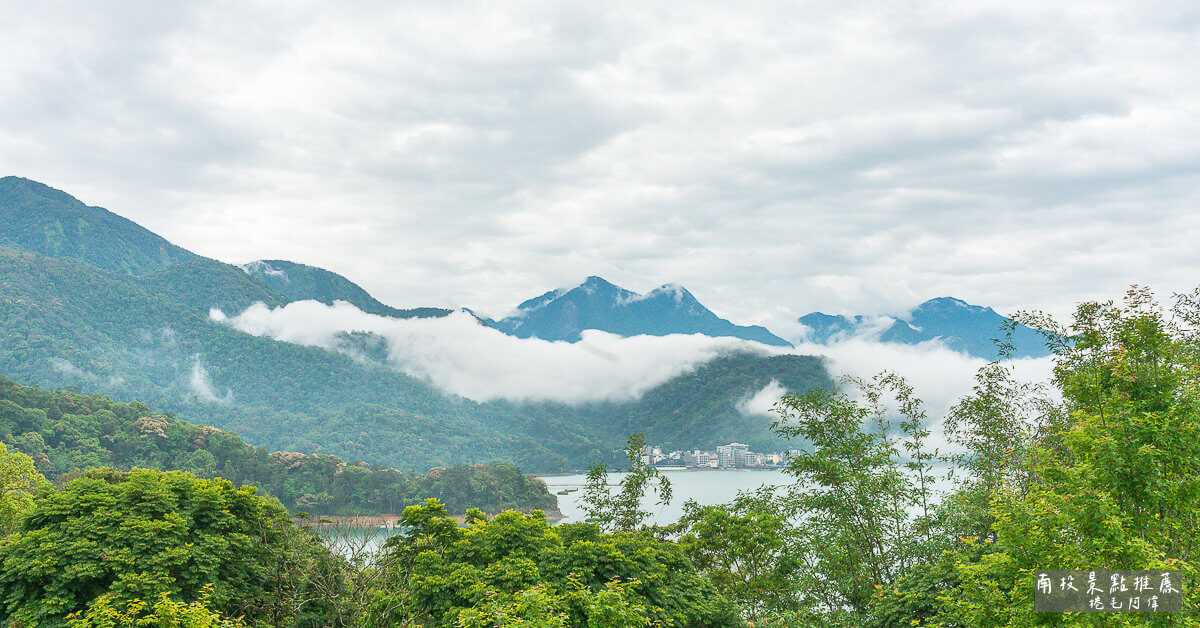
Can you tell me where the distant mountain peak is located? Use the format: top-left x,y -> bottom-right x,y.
798,296 -> 1049,359
1,176 -> 87,208
915,296 -> 986,314
494,275 -> 791,347
579,275 -> 621,295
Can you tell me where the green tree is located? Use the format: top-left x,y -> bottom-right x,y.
0,376 -> 561,517
456,584 -> 571,628
0,441 -> 46,535
66,585 -> 245,628
677,486 -> 801,622
946,287 -> 1200,626
581,434 -> 671,532
770,372 -> 942,622
0,468 -> 318,627
580,579 -> 650,628
368,499 -> 738,628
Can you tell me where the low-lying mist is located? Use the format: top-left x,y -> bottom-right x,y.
212,301 -> 1057,431
212,301 -> 782,403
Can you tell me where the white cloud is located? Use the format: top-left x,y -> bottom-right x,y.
188,358 -> 232,404
792,338 -> 1058,454
212,299 -> 1058,441
738,379 -> 788,417
215,300 -> 784,403
49,358 -> 98,381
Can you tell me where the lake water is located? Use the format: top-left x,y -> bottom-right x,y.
319,469 -> 793,557
325,466 -> 951,558
538,468 -> 793,525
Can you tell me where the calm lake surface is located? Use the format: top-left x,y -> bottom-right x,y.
330,466 -> 951,557
538,468 -> 792,525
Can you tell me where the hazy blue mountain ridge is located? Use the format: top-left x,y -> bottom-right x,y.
495,276 -> 793,347
799,296 -> 1050,359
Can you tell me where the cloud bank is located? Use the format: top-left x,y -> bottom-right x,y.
213,300 -> 1056,432
214,301 -> 783,403
791,337 -> 1057,454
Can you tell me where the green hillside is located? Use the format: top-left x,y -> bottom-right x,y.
1,240 -> 827,470
145,257 -> 291,314
613,352 -> 833,452
0,375 -> 558,515
0,245 -> 602,471
0,176 -> 196,275
242,259 -> 452,319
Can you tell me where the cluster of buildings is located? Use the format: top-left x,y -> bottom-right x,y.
641,442 -> 792,469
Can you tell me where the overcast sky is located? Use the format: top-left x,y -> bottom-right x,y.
3,0 -> 1198,333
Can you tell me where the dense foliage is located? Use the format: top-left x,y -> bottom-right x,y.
67,587 -> 245,628
0,469 -> 301,626
366,499 -> 740,627
664,286 -> 1200,626
944,288 -> 1200,626
0,376 -> 557,516
677,487 -> 803,623
0,442 -> 45,535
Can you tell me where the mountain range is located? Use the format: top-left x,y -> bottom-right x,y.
798,297 -> 1051,359
0,176 -> 832,471
485,276 -> 792,346
0,175 -> 1052,475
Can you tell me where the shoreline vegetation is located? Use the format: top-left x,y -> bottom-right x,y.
298,506 -> 568,527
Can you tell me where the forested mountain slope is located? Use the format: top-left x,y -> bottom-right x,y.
612,352 -> 832,452
0,245 -> 603,470
241,259 -> 453,319
0,176 -> 197,275
0,376 -> 558,515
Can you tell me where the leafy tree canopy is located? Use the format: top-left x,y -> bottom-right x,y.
0,468 -> 300,627
367,499 -> 740,628
0,441 -> 46,535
